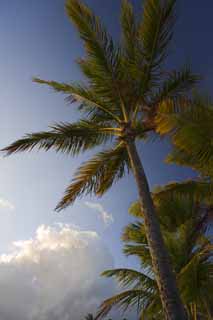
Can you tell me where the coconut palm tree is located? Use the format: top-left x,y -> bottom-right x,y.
2,1 -> 200,318
98,182 -> 213,320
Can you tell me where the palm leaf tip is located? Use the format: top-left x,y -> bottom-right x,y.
65,0 -> 110,59
1,136 -> 43,156
33,77 -> 77,98
120,0 -> 136,57
32,77 -> 45,84
140,0 -> 177,66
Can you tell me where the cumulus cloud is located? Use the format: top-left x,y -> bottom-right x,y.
0,197 -> 15,210
0,224 -> 115,320
84,202 -> 114,227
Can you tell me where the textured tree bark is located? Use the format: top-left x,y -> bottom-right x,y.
126,140 -> 187,320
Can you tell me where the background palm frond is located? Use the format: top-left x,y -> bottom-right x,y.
154,180 -> 213,205
97,289 -> 153,319
102,268 -> 156,290
155,93 -> 213,177
151,66 -> 200,106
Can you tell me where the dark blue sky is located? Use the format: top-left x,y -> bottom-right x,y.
0,1 -> 212,317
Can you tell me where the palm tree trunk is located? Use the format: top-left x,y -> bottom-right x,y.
126,140 -> 186,320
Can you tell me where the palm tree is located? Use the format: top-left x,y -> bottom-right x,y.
98,182 -> 213,320
2,1 -> 200,318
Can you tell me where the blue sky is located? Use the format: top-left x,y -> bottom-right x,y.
0,0 -> 213,318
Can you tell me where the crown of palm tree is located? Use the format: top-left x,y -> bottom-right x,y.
98,182 -> 213,320
2,0 -> 199,211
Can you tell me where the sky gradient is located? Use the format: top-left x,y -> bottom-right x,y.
0,0 -> 213,319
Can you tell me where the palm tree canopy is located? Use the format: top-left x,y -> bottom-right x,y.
99,182 -> 213,319
2,0 -> 199,211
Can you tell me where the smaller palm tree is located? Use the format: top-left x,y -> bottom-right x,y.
97,182 -> 213,319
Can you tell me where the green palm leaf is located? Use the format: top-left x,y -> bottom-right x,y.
65,0 -> 125,118
139,0 -> 176,94
97,289 -> 154,319
102,268 -> 156,291
120,0 -> 137,61
33,78 -> 121,122
178,244 -> 213,305
156,94 -> 213,177
122,222 -> 152,270
55,143 -> 129,211
66,0 -> 118,73
2,120 -> 113,156
151,66 -> 200,106
154,180 -> 213,205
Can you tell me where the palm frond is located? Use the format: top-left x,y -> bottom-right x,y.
55,143 -> 129,211
120,1 -> 147,116
2,120 -> 113,156
178,244 -> 213,305
128,201 -> 143,218
102,268 -> 155,290
33,78 -> 121,123
156,94 -> 213,177
97,289 -> 153,319
66,0 -> 119,72
154,180 -> 213,205
171,109 -> 213,171
154,98 -> 187,136
65,0 -> 126,119
122,222 -> 146,244
123,245 -> 152,270
122,222 -> 151,269
139,0 -> 176,94
151,66 -> 200,106
120,0 -> 137,61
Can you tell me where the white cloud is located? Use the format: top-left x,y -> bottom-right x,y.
0,197 -> 15,210
0,224 -> 115,320
84,202 -> 114,226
